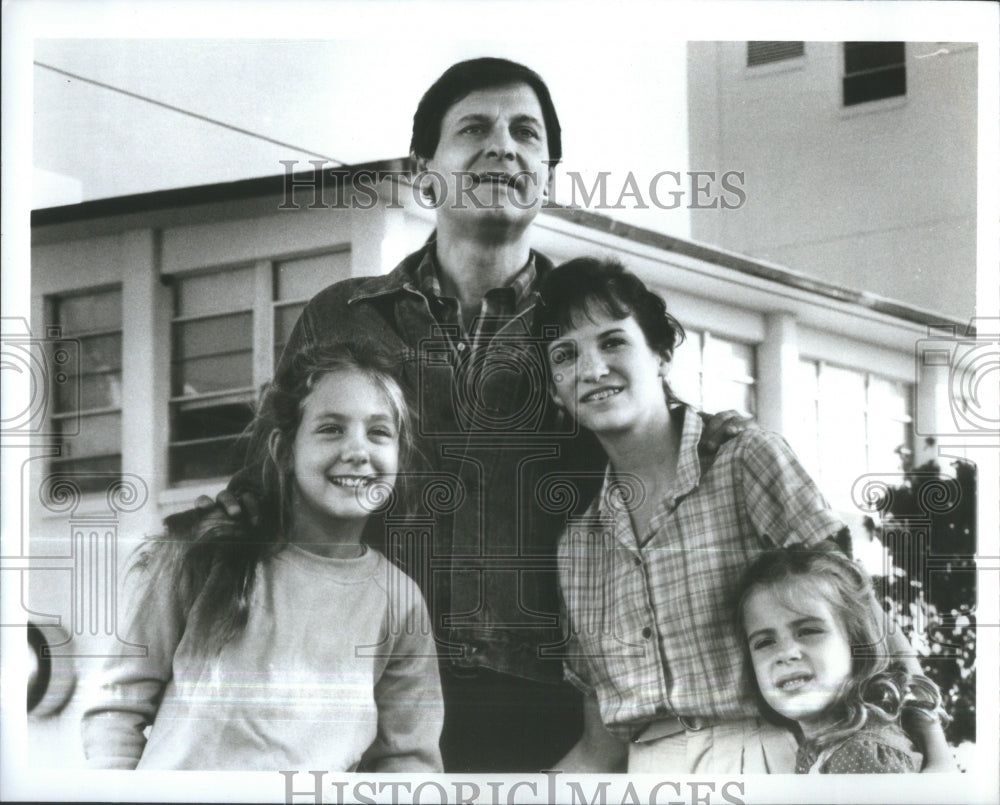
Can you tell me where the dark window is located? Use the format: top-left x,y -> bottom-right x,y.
169,267 -> 256,484
843,42 -> 906,106
167,249 -> 350,485
47,287 -> 123,493
747,41 -> 805,67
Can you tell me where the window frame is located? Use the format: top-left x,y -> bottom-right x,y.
45,284 -> 124,489
842,41 -> 907,107
796,358 -> 915,498
671,329 -> 758,418
165,247 -> 351,486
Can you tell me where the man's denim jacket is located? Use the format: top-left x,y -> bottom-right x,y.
273,244 -> 606,683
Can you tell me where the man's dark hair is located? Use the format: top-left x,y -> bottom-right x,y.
410,57 -> 562,164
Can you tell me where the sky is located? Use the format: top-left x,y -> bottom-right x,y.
17,0 -> 996,245
29,36 -> 691,234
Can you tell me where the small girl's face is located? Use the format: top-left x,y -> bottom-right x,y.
546,306 -> 668,437
291,370 -> 399,529
742,581 -> 853,739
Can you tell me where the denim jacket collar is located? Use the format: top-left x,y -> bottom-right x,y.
347,241 -> 555,310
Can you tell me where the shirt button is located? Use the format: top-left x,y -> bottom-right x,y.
642,626 -> 653,639
457,342 -> 467,351
633,556 -> 642,567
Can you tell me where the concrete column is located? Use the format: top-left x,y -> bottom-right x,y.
913,339 -> 951,466
120,229 -> 169,537
350,200 -> 389,276
756,312 -> 799,437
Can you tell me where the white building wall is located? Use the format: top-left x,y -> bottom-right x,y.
687,41 -> 977,324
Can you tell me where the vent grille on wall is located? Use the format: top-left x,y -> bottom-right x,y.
747,41 -> 805,66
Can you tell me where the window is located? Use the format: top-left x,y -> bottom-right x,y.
169,266 -> 256,483
670,331 -> 756,417
747,41 -> 805,67
273,250 -> 352,367
48,287 -> 123,493
792,360 -> 913,509
168,248 -> 351,484
843,42 -> 906,106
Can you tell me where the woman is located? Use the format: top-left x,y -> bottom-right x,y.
537,257 -> 951,774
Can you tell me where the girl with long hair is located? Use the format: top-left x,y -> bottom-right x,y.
82,341 -> 443,772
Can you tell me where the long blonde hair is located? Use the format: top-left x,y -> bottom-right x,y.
133,340 -> 414,653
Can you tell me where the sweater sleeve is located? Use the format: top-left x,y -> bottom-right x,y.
738,429 -> 848,548
80,553 -> 186,769
361,571 -> 444,773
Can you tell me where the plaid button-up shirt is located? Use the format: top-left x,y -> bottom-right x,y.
557,405 -> 846,739
412,247 -> 538,350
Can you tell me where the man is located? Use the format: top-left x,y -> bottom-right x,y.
211,57 -> 740,772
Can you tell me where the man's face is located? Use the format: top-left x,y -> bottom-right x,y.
420,83 -> 553,234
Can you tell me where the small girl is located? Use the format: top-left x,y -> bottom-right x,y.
82,341 -> 443,772
737,547 -> 948,774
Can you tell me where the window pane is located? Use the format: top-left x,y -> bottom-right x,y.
868,376 -> 910,420
173,352 -> 253,397
844,69 -> 906,106
843,43 -> 906,106
706,381 -> 756,418
47,288 -> 123,493
55,289 -> 122,333
274,302 -> 306,366
55,411 -> 121,460
816,364 -> 866,505
175,266 -> 255,317
72,332 -> 123,376
668,331 -> 702,408
49,455 -> 123,493
170,437 -> 247,483
789,361 -> 820,471
796,360 -> 819,401
173,312 -> 252,361
59,372 -> 122,411
172,400 -> 254,442
704,337 -> 755,383
819,365 -> 866,411
274,250 -> 350,301
702,337 -> 756,417
844,42 -> 905,74
869,418 -> 908,473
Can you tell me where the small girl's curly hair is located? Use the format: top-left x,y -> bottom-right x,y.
735,546 -> 950,761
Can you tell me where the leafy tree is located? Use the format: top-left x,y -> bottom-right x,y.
873,457 -> 977,747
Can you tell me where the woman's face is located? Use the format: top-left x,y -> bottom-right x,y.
546,305 -> 669,437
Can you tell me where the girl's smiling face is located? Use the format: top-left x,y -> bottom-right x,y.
742,581 -> 854,739
290,370 -> 399,540
546,306 -> 669,438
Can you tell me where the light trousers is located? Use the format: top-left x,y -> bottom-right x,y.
628,718 -> 797,774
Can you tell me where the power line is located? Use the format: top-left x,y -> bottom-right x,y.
34,61 -> 345,166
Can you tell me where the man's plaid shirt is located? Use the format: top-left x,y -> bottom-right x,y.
557,406 -> 846,739
412,246 -> 538,349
